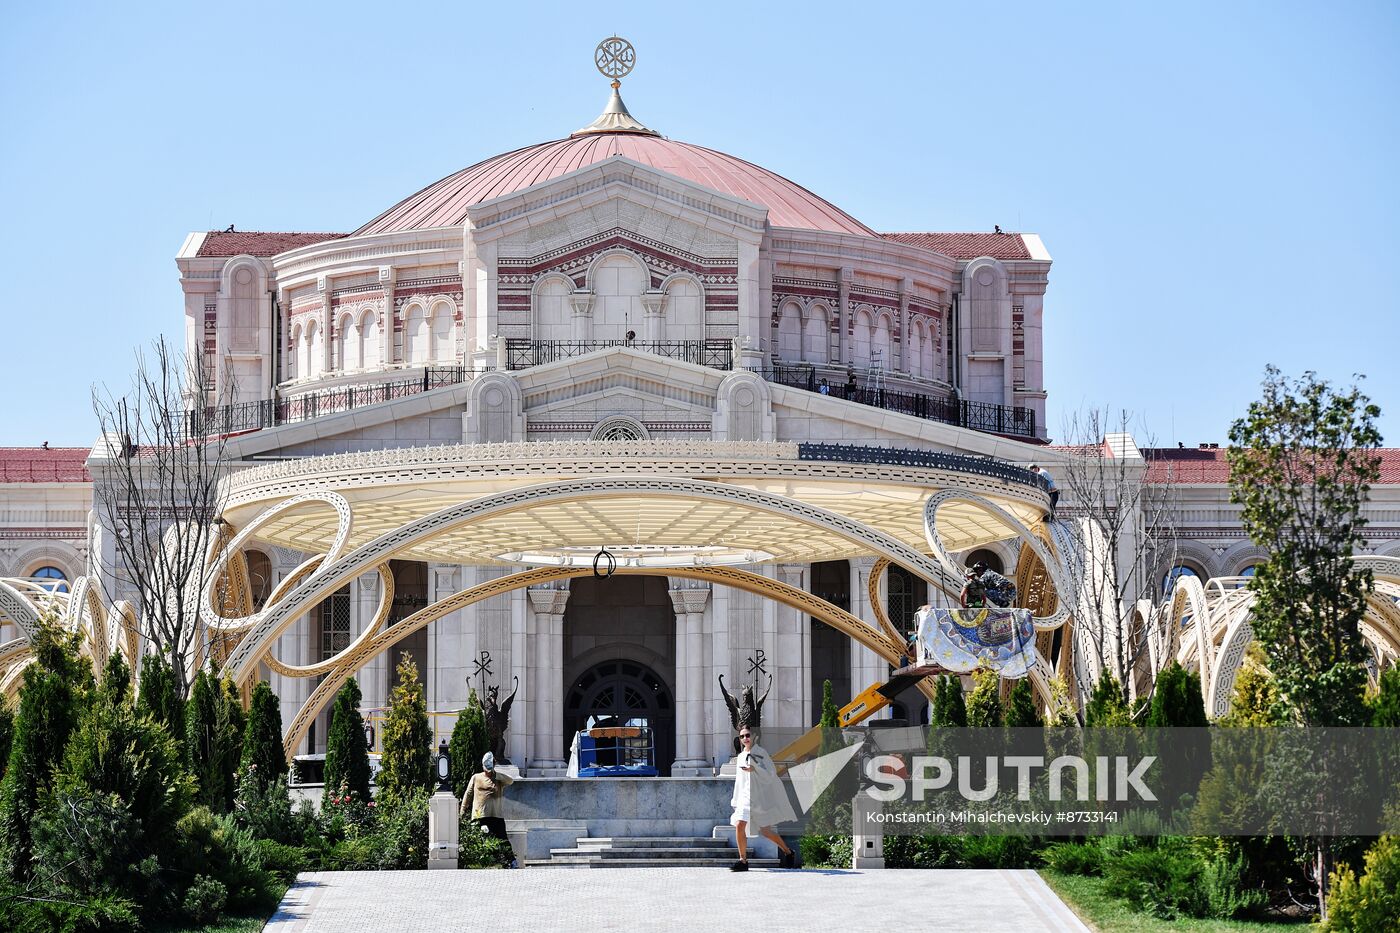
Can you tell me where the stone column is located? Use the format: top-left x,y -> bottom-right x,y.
379,265 -> 397,364
775,564 -> 810,733
353,570 -> 381,709
317,275 -> 333,375
669,581 -> 712,775
526,584 -> 569,774
837,267 -> 852,366
641,289 -> 665,342
570,290 -> 594,341
849,557 -> 888,713
897,282 -> 911,374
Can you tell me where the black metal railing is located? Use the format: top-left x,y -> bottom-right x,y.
799,442 -> 1050,492
759,364 -> 1038,440
504,339 -> 733,371
186,367 -> 473,439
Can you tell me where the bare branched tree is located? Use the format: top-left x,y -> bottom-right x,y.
91,336 -> 233,698
1056,407 -> 1179,702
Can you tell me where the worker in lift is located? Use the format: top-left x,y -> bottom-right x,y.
961,561 -> 1017,609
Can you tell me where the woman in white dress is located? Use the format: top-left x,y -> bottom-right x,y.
729,727 -> 796,871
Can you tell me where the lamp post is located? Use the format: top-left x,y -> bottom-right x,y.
436,739 -> 451,792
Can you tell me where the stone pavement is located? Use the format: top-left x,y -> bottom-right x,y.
264,867 -> 1089,932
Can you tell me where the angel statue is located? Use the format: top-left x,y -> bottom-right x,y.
718,672 -> 772,735
483,676 -> 519,763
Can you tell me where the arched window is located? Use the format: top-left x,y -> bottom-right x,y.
358,310 -> 379,370
908,320 -> 926,379
921,318 -> 938,381
1239,565 -> 1257,578
591,253 -> 646,341
30,565 -> 68,593
802,304 -> 830,363
245,550 -> 273,611
336,313 -> 357,371
852,309 -> 873,368
287,324 -> 301,380
873,313 -> 892,370
1163,565 -> 1199,594
886,565 -> 927,637
776,301 -> 802,359
533,276 -> 573,341
404,304 -> 430,363
964,549 -> 1004,575
430,302 -> 455,361
664,276 -> 703,342
305,319 -> 323,378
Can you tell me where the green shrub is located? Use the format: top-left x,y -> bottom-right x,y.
172,806 -> 281,915
1200,850 -> 1267,920
0,884 -> 141,933
1324,835 -> 1400,931
1102,837 -> 1206,919
253,839 -> 308,885
930,675 -> 967,727
234,769 -> 296,844
884,833 -> 960,868
31,789 -> 153,901
798,833 -> 852,868
323,679 -> 371,806
0,695 -> 13,783
186,670 -> 241,814
1041,841 -> 1105,876
1084,675 -> 1133,727
373,789 -> 430,870
181,874 -> 228,926
1003,679 -> 1042,727
957,834 -> 1039,868
1145,661 -> 1208,727
458,819 -> 516,868
322,836 -> 380,870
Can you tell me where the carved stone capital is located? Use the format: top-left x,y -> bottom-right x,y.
527,585 -> 570,616
668,584 -> 711,616
569,290 -> 595,316
641,289 -> 666,315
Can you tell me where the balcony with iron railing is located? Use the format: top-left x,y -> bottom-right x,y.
503,338 -> 734,370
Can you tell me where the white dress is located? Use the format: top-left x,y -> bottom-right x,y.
729,745 -> 795,829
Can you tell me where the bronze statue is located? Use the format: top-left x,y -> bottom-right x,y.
718,673 -> 771,733
483,676 -> 519,763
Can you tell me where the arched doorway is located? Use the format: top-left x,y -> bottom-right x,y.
564,658 -> 674,775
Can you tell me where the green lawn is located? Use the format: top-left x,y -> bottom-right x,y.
1040,871 -> 1310,933
148,908 -> 276,932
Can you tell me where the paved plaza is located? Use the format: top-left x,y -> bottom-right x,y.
264,867 -> 1089,932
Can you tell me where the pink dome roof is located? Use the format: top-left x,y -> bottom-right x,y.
354,134 -> 874,237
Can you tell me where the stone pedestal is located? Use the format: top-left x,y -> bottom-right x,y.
851,790 -> 884,869
426,790 -> 460,869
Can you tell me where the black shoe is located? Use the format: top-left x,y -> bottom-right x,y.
780,850 -> 795,869
730,859 -> 749,872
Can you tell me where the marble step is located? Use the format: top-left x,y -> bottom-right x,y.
571,837 -> 732,849
550,846 -> 741,859
526,857 -> 784,869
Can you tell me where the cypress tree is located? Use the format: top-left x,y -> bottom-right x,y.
1146,661 -> 1208,727
965,668 -> 1003,728
186,669 -> 240,812
808,679 -> 844,831
1084,674 -> 1133,727
323,677 -> 371,804
99,652 -> 132,705
241,680 -> 286,788
1220,646 -> 1283,727
1003,678 -> 1043,727
0,696 -> 13,783
930,675 -> 967,727
448,688 -> 489,799
379,654 -> 433,804
138,653 -> 185,757
0,618 -> 89,881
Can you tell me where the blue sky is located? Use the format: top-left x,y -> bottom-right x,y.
2,0 -> 1397,448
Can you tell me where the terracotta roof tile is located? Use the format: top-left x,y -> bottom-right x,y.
196,231 -> 347,258
881,232 -> 1032,260
0,448 -> 90,483
1142,448 -> 1400,485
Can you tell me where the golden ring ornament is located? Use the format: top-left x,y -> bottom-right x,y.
594,36 -> 636,81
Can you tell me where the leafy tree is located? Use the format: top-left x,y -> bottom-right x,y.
1145,661 -> 1208,728
138,653 -> 185,757
1371,667 -> 1400,727
1227,367 -> 1382,919
1227,367 -> 1380,728
1084,674 -> 1133,727
1324,835 -> 1400,931
323,678 -> 371,805
1003,678 -> 1043,727
448,689 -> 489,799
0,616 -> 90,881
186,670 -> 241,813
240,681 -> 286,789
930,675 -> 967,728
378,654 -> 433,804
1045,676 -> 1080,727
965,668 -> 1003,728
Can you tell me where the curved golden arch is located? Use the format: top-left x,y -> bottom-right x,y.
275,563 -> 936,763
226,476 -> 967,685
262,564 -> 395,679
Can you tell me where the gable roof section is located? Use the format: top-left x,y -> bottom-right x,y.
1142,447 -> 1400,484
881,232 -> 1032,260
0,448 -> 91,483
196,231 -> 347,258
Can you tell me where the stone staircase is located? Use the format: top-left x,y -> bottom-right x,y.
525,831 -> 782,868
